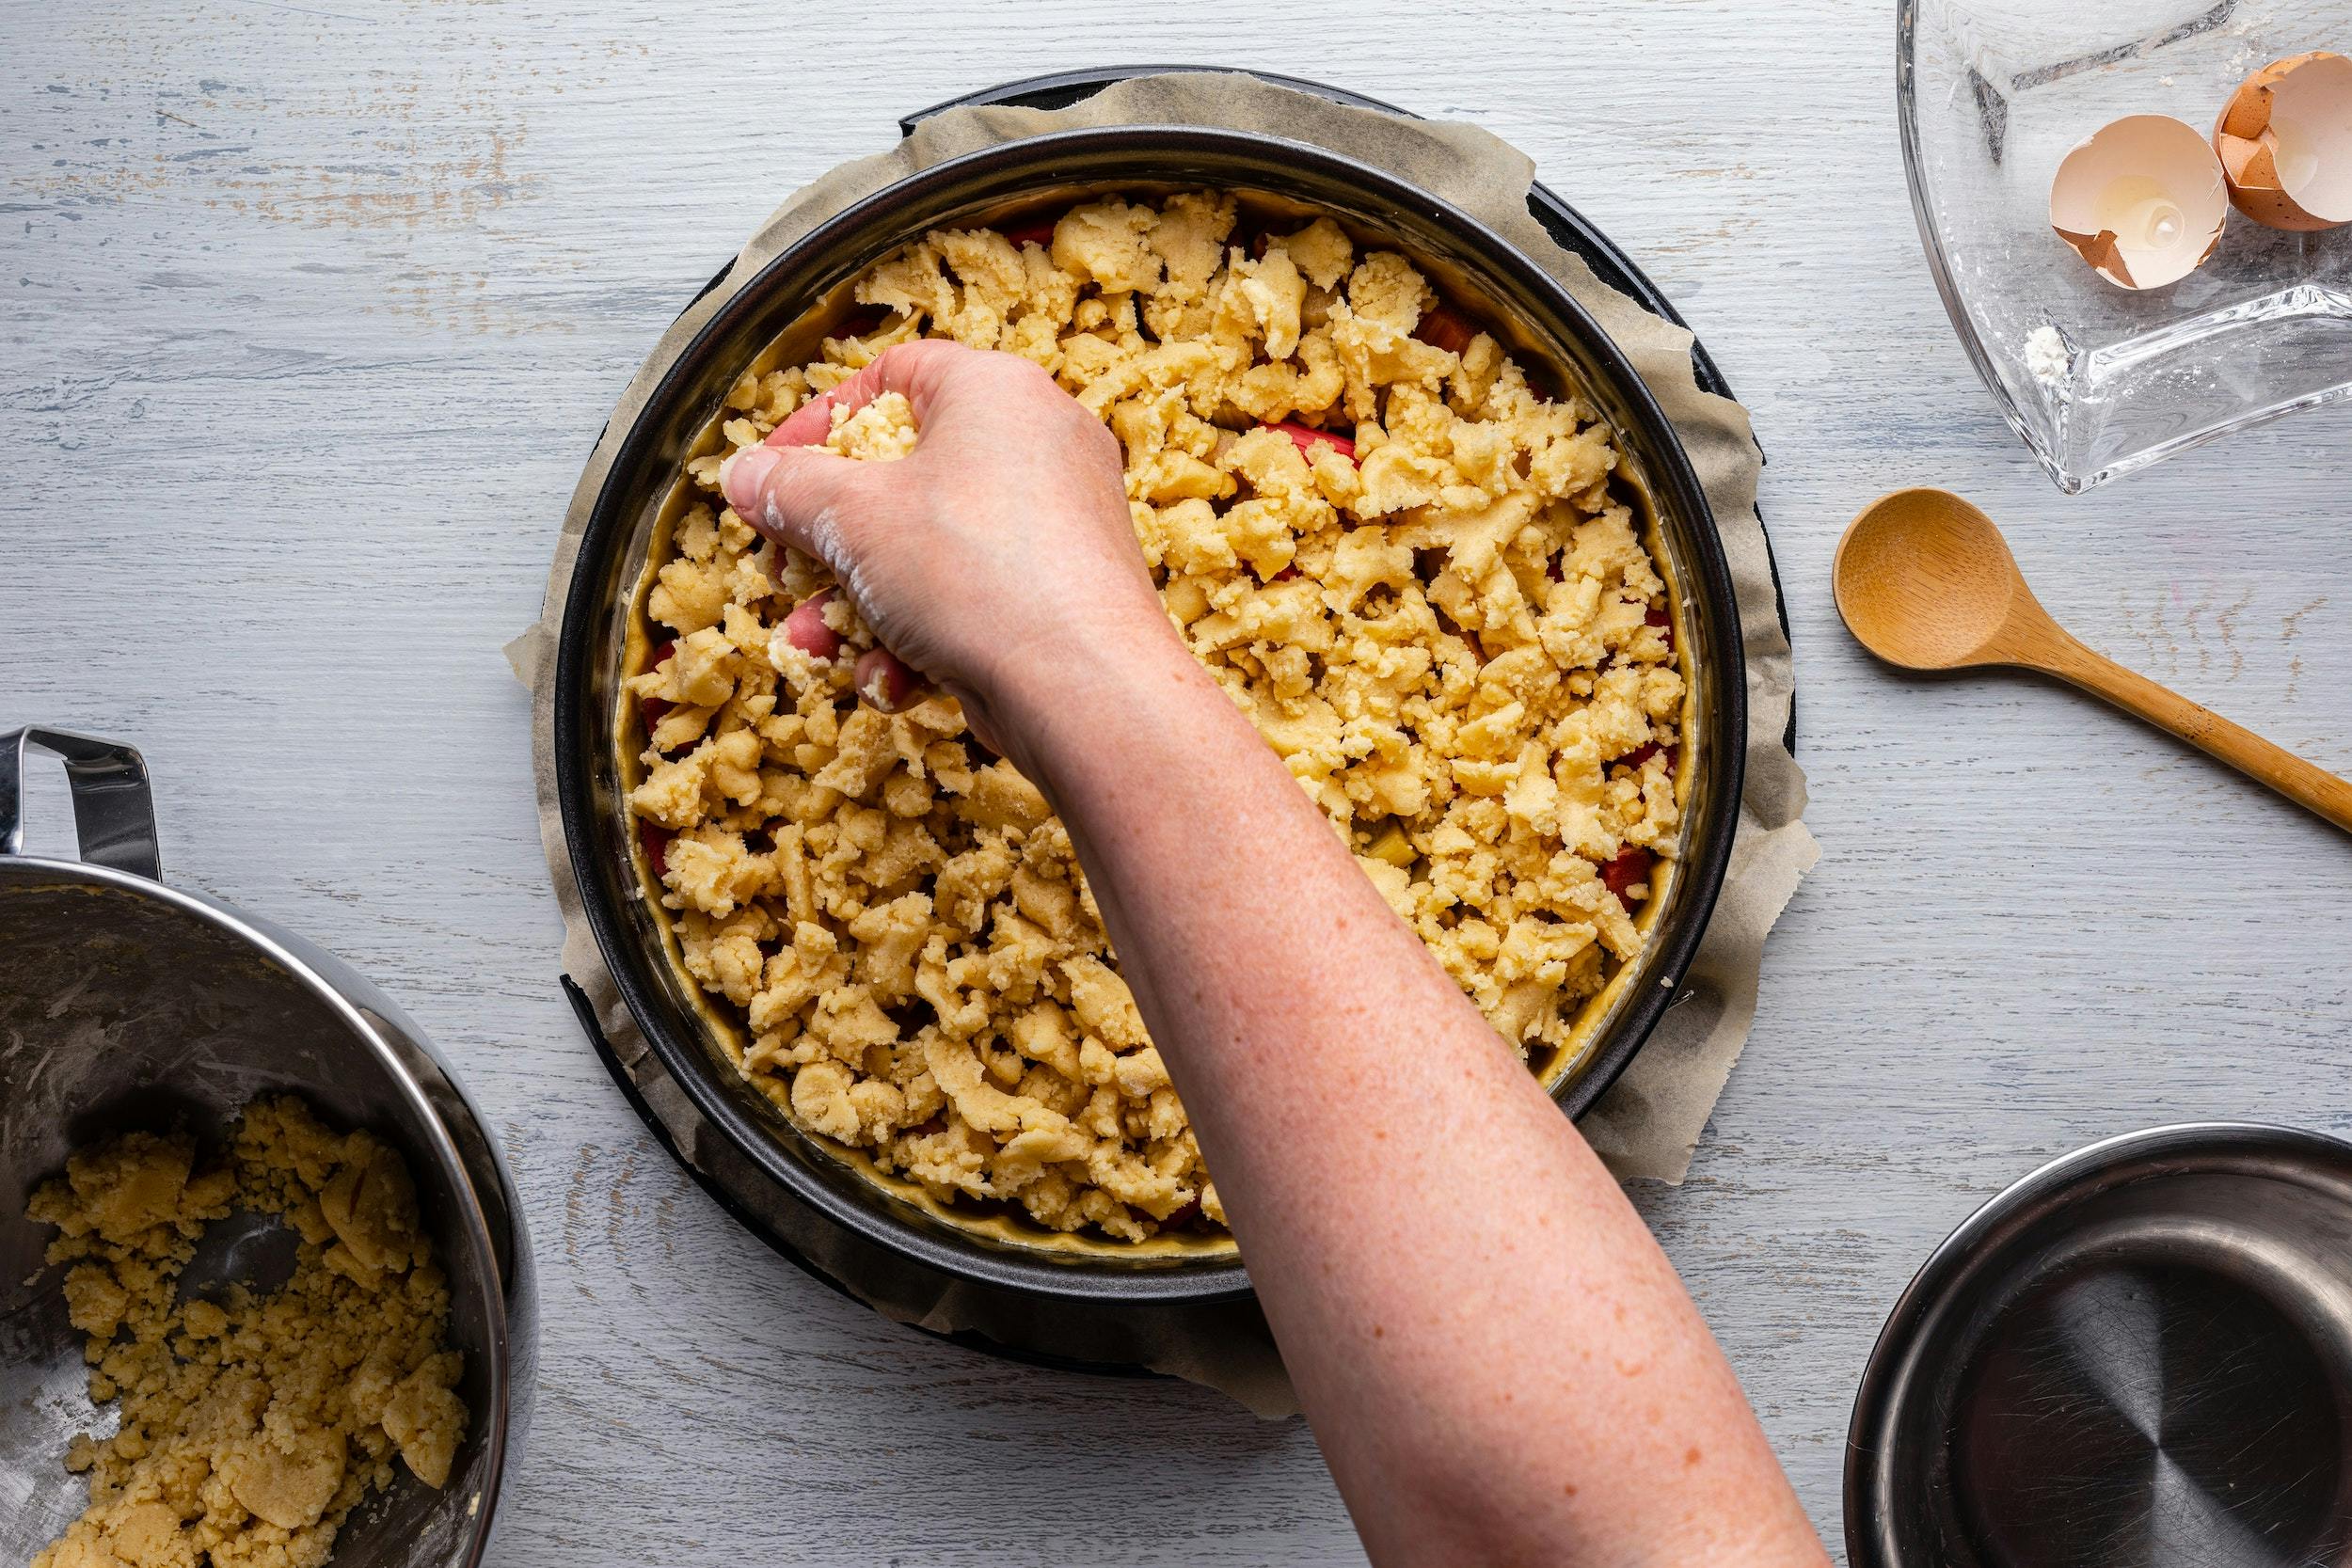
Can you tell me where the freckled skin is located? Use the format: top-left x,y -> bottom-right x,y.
726,339 -> 1828,1568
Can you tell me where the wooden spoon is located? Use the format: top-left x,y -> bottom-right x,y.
1835,487 -> 2352,834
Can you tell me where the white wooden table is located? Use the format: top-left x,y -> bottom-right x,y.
8,4 -> 2350,1562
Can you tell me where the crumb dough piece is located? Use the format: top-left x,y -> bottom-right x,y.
827,390 -> 920,460
631,192 -> 1687,1243
26,1099 -> 469,1568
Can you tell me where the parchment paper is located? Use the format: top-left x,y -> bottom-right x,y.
515,70 -> 1816,1413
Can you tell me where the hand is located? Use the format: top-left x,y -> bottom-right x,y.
719,339 -> 1178,759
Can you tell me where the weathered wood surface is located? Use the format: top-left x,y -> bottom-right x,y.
6,3 -> 2349,1562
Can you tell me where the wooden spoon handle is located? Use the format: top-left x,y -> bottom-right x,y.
2043,637 -> 2352,834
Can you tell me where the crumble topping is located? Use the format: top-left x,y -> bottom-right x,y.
625,192 -> 1686,1243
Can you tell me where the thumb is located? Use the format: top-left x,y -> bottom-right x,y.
719,442 -> 868,566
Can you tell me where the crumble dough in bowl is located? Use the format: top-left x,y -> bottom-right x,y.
1,728 -> 534,1567
554,128 -> 1746,1302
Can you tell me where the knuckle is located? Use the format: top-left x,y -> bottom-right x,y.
882,339 -> 942,371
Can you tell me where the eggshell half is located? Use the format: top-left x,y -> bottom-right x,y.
2215,51 -> 2352,230
2050,116 -> 2230,290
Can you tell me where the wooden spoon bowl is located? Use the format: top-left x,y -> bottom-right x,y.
1834,487 -> 2033,671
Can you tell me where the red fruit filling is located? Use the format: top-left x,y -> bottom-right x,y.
640,821 -> 673,878
1261,420 -> 1356,464
1000,212 -> 1060,249
1601,846 -> 1654,908
1413,305 -> 1476,356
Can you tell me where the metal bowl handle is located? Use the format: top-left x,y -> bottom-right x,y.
0,726 -> 162,879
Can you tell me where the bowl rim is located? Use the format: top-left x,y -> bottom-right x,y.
0,854 -> 519,1564
556,122 -> 1747,1303
1843,1119 -> 2352,1568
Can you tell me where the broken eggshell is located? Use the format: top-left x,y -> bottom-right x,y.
2215,50 -> 2352,231
2049,115 -> 2229,290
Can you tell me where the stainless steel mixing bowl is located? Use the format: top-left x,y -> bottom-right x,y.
0,727 -> 535,1567
1848,1123 -> 2352,1568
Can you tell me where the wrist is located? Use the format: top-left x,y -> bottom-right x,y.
983,611 -> 1210,792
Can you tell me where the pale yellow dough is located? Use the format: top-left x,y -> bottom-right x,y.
628,192 -> 1685,1243
26,1099 -> 469,1568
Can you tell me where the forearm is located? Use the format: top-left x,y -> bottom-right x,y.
1001,638 -> 1823,1568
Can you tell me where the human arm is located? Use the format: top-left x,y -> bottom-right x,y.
722,340 -> 1829,1568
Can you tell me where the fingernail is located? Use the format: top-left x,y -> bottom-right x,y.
855,647 -> 924,712
720,445 -> 780,516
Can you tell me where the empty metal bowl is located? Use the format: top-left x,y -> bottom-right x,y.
1848,1123 -> 2352,1568
0,728 -> 535,1567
